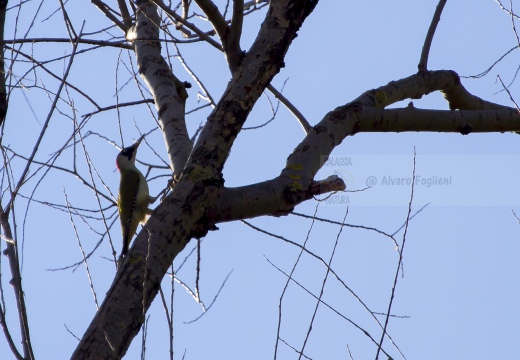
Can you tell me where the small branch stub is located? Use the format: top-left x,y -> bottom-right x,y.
310,175 -> 346,196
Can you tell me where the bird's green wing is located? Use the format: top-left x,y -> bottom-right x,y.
118,169 -> 140,254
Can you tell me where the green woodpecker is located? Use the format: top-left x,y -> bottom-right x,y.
116,135 -> 155,256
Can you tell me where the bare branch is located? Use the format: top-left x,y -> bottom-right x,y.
227,0 -> 244,66
5,28 -> 84,213
7,46 -> 102,109
0,0 -> 7,127
297,209 -> 354,357
418,0 -> 447,72
82,99 -> 154,118
4,37 -> 132,48
496,0 -> 520,19
133,0 -> 192,176
243,219 -> 406,357
267,84 -> 311,133
266,256 -> 394,359
0,212 -> 35,360
117,0 -> 133,29
274,202 -> 319,359
376,150 -> 417,359
91,0 -> 128,32
0,294 -> 24,360
193,0 -> 228,40
497,74 -> 520,111
509,0 -> 520,49
183,270 -> 233,324
464,46 -> 516,79
64,190 -> 100,310
204,175 -> 345,224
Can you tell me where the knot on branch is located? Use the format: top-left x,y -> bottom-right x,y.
458,122 -> 472,135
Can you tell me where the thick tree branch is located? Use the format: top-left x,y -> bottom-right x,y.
205,175 -> 345,223
353,70 -> 509,111
282,70 -> 519,185
360,107 -> 519,134
133,0 -> 192,176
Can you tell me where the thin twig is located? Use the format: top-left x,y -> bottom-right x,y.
497,75 -> 520,111
169,265 -> 175,360
277,336 -> 312,360
140,315 -> 150,360
64,324 -> 81,341
82,98 -> 154,118
274,203 -> 319,359
265,257 -> 394,359
266,84 -> 311,133
64,190 -> 100,310
242,219 -> 406,358
510,0 -> 520,49
195,237 -> 201,301
183,270 -> 234,324
299,208 -> 348,359
462,46 -> 516,79
496,0 -> 520,19
77,124 -> 118,265
375,149 -> 417,359
5,25 -> 84,214
291,211 -> 399,248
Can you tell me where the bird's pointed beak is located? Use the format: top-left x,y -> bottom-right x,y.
135,134 -> 145,147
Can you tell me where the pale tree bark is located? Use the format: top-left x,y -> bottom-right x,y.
131,0 -> 192,176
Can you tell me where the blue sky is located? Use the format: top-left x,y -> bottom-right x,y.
1,1 -> 520,359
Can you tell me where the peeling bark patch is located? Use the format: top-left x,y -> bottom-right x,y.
459,123 -> 472,135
